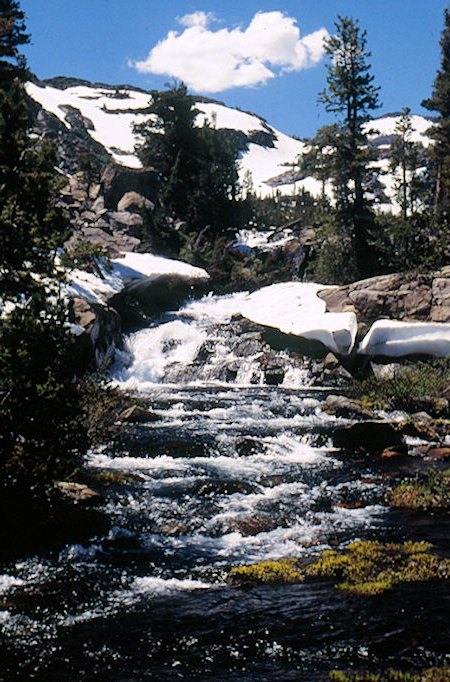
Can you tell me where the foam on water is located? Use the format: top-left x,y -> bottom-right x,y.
0,574 -> 25,594
112,319 -> 206,389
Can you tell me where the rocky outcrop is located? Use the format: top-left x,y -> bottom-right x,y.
112,271 -> 210,316
318,267 -> 450,335
117,191 -> 154,213
70,297 -> 121,369
101,164 -> 158,210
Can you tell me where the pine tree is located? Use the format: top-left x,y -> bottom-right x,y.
389,108 -> 422,220
134,82 -> 239,238
0,0 -> 28,86
317,15 -> 381,278
422,6 -> 450,237
0,1 -> 88,498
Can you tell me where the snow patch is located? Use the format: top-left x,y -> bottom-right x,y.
359,319 -> 450,357
66,251 -> 209,304
240,282 -> 357,356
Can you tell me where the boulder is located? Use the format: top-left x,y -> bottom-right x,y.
109,211 -> 144,236
55,482 -> 103,506
227,517 -> 277,536
323,394 -> 377,420
117,191 -> 154,213
71,297 -> 121,369
333,421 -> 404,454
66,226 -> 140,256
101,164 -> 158,210
69,172 -> 89,202
119,405 -> 160,423
318,268 -> 450,329
111,272 -> 210,316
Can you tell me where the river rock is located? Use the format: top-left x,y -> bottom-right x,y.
424,446 -> 450,460
55,482 -> 103,506
119,405 -> 160,423
323,394 -> 377,419
71,297 -> 121,369
228,517 -> 277,536
111,272 -> 210,316
318,267 -> 450,330
333,421 -> 404,454
397,420 -> 440,442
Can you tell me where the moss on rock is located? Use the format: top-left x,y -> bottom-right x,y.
229,541 -> 450,595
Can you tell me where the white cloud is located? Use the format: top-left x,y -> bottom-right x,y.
131,11 -> 329,93
177,12 -> 214,29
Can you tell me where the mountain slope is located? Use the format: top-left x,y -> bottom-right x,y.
26,77 -> 434,206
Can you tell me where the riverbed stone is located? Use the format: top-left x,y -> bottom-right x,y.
323,395 -> 377,419
119,405 -> 160,423
55,482 -> 103,506
333,421 -> 404,454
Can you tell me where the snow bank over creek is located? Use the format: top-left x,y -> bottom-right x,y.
68,254 -> 450,369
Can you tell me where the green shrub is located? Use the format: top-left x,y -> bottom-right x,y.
60,241 -> 112,277
347,359 -> 450,415
388,470 -> 450,511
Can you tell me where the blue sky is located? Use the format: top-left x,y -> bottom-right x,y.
20,0 -> 448,138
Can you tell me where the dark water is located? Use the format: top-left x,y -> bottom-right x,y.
1,296 -> 449,680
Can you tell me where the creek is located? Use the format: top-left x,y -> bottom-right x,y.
0,291 -> 449,680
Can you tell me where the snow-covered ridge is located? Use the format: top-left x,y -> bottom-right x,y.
26,79 -> 433,202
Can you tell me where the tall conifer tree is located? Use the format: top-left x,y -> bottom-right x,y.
317,15 -> 380,278
422,6 -> 450,235
0,1 -> 88,497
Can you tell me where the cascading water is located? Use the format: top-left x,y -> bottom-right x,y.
0,291 -> 448,680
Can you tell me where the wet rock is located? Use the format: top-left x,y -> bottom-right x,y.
381,444 -> 409,458
397,420 -> 439,442
334,500 -> 368,509
227,517 -> 277,536
119,405 -> 160,423
235,437 -> 264,456
148,440 -> 206,458
264,366 -> 285,386
71,297 -> 121,369
333,421 -> 404,454
197,480 -> 258,496
233,337 -> 263,357
55,482 -> 103,507
424,446 -> 450,460
157,521 -> 190,536
323,394 -> 377,420
224,363 -> 239,383
406,396 -> 449,418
